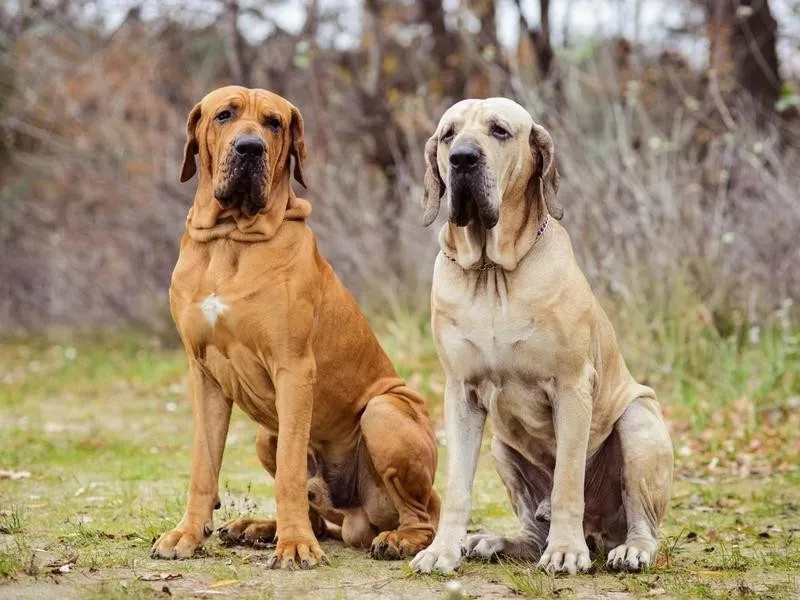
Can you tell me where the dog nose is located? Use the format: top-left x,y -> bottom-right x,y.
449,143 -> 481,172
234,135 -> 265,157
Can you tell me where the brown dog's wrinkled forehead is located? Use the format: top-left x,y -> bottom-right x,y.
198,85 -> 296,119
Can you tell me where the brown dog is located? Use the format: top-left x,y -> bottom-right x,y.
151,86 -> 439,569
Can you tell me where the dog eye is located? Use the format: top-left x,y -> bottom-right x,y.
440,128 -> 455,144
491,124 -> 512,140
215,110 -> 233,123
264,116 -> 282,131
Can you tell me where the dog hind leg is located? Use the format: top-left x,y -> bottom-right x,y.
465,438 -> 550,561
360,393 -> 439,560
606,398 -> 673,571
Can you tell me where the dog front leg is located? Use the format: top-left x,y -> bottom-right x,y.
538,372 -> 593,575
267,359 -> 327,570
410,380 -> 486,574
152,363 -> 232,559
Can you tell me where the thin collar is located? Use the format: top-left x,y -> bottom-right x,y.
444,214 -> 550,271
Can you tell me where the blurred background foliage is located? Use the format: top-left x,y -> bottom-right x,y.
0,0 -> 797,338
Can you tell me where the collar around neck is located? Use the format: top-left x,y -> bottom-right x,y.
442,213 -> 550,272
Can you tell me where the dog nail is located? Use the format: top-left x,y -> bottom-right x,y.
301,559 -> 310,569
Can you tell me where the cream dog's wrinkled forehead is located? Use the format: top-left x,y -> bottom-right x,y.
438,98 -> 534,130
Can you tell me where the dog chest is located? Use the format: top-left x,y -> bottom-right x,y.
172,265 -> 281,428
433,269 -> 564,463
473,377 -> 557,461
199,343 -> 279,429
433,295 -> 553,382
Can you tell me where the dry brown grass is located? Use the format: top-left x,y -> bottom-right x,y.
0,12 -> 797,333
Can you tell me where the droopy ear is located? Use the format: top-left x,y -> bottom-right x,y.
180,103 -> 202,183
529,122 -> 563,220
289,105 -> 307,188
421,133 -> 445,226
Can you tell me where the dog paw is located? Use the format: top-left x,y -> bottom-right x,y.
218,518 -> 277,548
151,526 -> 208,559
267,536 -> 327,570
370,528 -> 433,560
464,534 -> 506,560
606,541 -> 654,571
538,538 -> 592,575
409,543 -> 462,574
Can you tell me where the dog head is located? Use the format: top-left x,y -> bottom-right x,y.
421,98 -> 561,228
180,86 -> 306,217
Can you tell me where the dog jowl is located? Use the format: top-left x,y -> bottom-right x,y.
215,133 -> 268,217
447,139 -> 499,229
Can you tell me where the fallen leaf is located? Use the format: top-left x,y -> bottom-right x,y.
47,552 -> 78,574
137,573 -> 183,582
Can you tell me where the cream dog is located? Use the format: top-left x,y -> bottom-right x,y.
410,98 -> 673,575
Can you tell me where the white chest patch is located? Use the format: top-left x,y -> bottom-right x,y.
199,293 -> 229,326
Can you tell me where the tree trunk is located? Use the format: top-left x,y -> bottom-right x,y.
221,0 -> 251,87
361,0 -> 405,276
418,0 -> 453,60
514,0 -> 554,80
706,0 -> 781,116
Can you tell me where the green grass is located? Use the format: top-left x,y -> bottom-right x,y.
0,505 -> 25,535
0,310 -> 798,598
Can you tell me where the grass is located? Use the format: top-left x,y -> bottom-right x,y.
0,506 -> 25,535
0,308 -> 798,598
0,540 -> 26,580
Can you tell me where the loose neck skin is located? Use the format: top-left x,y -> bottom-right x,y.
440,177 -> 549,272
185,163 -> 310,244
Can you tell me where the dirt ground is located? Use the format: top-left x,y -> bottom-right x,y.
1,336 -> 799,599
